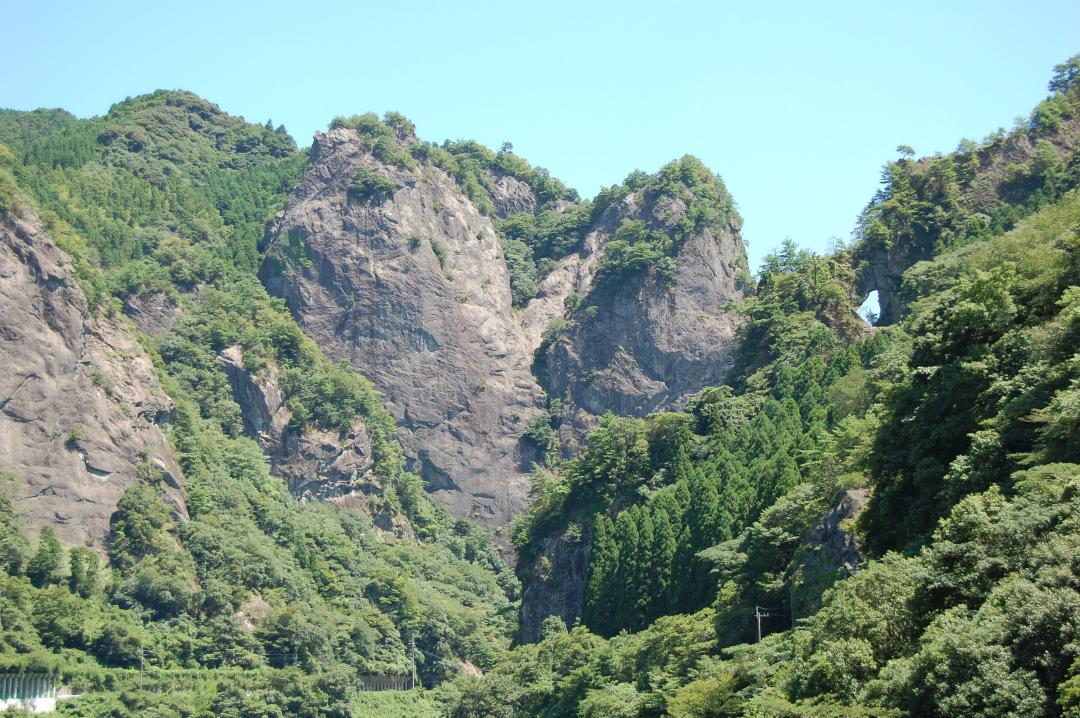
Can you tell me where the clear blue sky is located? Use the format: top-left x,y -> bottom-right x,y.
4,0 -> 1078,270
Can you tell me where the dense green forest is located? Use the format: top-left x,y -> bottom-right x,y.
0,54 -> 1078,718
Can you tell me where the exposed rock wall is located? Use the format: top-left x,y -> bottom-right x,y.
122,292 -> 182,336
518,535 -> 590,643
540,189 -> 747,452
520,231 -> 604,353
788,488 -> 870,618
261,127 -> 547,527
217,345 -> 378,502
0,208 -> 184,548
489,172 -> 539,218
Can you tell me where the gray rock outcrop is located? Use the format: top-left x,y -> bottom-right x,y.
540,187 -> 747,452
0,207 -> 184,548
489,172 -> 539,218
122,291 -> 182,336
261,127 -> 547,527
217,345 -> 378,502
788,488 -> 870,618
518,534 -> 589,643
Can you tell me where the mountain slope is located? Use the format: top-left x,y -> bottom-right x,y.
447,172 -> 1080,718
0,94 -> 519,714
1,57 -> 1077,718
447,57 -> 1080,718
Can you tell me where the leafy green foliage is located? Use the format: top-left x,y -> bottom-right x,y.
591,219 -> 676,292
863,190 -> 1080,551
0,92 -> 306,290
0,486 -> 29,575
25,527 -> 63,588
498,233 -> 539,307
729,238 -> 864,388
589,155 -> 738,297
522,402 -> 563,469
348,168 -> 397,204
331,112 -> 416,169
430,237 -> 448,269
442,610 -> 716,718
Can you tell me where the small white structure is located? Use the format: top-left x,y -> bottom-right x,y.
0,673 -> 66,714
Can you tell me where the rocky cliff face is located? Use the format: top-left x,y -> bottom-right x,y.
520,230 -> 604,354
218,344 -> 417,539
788,488 -> 869,618
218,345 -> 376,501
123,291 -> 183,336
489,172 -> 541,219
0,207 -> 184,548
261,126 -> 547,527
539,183 -> 747,452
518,534 -> 589,643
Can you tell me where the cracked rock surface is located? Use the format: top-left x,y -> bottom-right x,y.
262,128 -> 546,527
0,208 -> 184,548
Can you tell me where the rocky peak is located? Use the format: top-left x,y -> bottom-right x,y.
536,157 -> 749,451
261,124 -> 547,528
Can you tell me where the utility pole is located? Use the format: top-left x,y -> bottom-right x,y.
755,606 -> 771,642
408,635 -> 418,690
